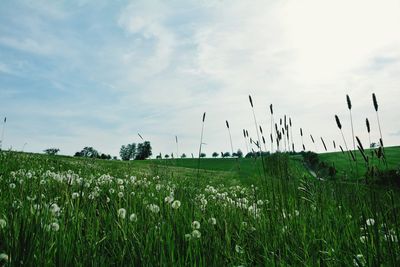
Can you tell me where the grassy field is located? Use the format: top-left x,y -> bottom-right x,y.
319,146 -> 400,179
1,151 -> 400,266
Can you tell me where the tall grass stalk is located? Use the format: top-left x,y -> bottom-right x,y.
365,118 -> 371,148
347,94 -> 359,176
270,104 -> 274,153
197,112 -> 206,179
300,128 -> 305,151
335,114 -> 354,174
310,134 -> 317,152
372,93 -> 384,149
249,95 -> 268,194
243,129 -> 249,154
289,117 -> 294,152
0,117 -> 6,150
175,136 -> 179,159
320,137 -> 327,152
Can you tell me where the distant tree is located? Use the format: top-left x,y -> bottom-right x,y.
100,153 -> 111,160
120,143 -> 136,161
370,142 -> 377,148
113,156 -> 118,160
222,152 -> 231,158
165,154 -> 170,159
44,148 -> 60,155
181,153 -> 187,158
135,141 -> 152,160
221,152 -> 224,157
212,152 -> 219,158
200,152 -> 206,158
171,153 -> 174,159
156,155 -> 162,159
236,149 -> 243,158
75,147 -> 99,158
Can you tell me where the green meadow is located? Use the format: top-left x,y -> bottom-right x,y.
1,150 -> 399,266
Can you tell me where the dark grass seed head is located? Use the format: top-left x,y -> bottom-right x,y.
346,94 -> 352,110
372,93 -> 378,111
335,115 -> 342,130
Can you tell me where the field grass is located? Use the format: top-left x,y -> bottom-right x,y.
319,146 -> 400,179
1,151 -> 400,266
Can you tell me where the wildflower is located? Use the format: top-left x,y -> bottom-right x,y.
191,230 -> 201,238
360,236 -> 367,243
72,192 -> 80,199
40,180 -> 46,185
106,197 -> 110,203
257,199 -> 264,206
148,204 -> 160,213
156,184 -> 162,191
109,188 -> 115,194
117,178 -> 124,185
0,253 -> 8,262
366,218 -> 375,226
119,185 -> 124,191
184,233 -> 192,241
50,222 -> 60,232
9,183 -> 16,189
118,208 -> 126,219
118,192 -> 124,198
294,210 -> 300,216
129,213 -> 137,222
165,196 -> 174,204
50,203 -> 60,216
208,217 -> 217,225
235,245 -> 244,254
192,221 -> 200,229
171,200 -> 181,209
0,219 -> 6,229
353,254 -> 366,266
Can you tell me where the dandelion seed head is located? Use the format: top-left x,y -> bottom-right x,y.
191,230 -> 201,238
366,218 -> 375,226
192,221 -> 200,229
50,222 -> 60,232
129,213 -> 137,222
208,217 -> 217,225
0,219 -> 6,229
235,245 -> 244,254
118,208 -> 126,219
171,200 -> 181,209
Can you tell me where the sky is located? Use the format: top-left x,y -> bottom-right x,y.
0,0 -> 399,158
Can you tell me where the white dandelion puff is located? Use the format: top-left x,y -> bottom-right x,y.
164,195 -> 174,204
235,245 -> 244,254
208,217 -> 217,225
192,221 -> 200,229
148,204 -> 160,214
129,213 -> 137,222
366,218 -> 375,226
191,230 -> 201,238
0,219 -> 6,229
171,200 -> 181,209
0,253 -> 8,262
118,208 -> 127,219
50,222 -> 60,232
118,192 -> 124,198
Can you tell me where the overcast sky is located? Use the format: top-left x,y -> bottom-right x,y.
0,0 -> 399,157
